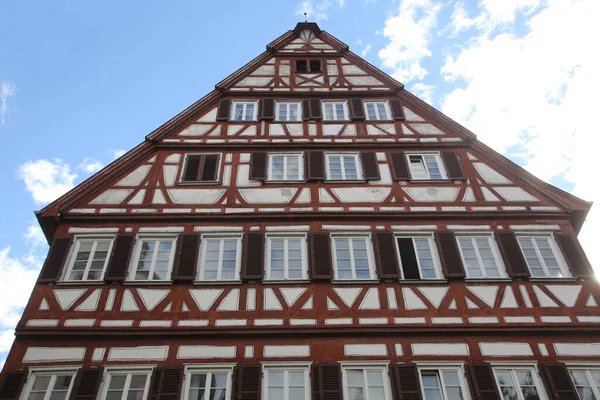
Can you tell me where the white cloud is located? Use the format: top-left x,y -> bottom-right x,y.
110,149 -> 126,160
17,159 -> 77,205
361,44 -> 372,57
78,158 -> 103,174
355,38 -> 363,45
295,0 -> 332,21
0,82 -> 17,125
409,82 -> 435,104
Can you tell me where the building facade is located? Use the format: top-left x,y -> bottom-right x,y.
0,22 -> 598,400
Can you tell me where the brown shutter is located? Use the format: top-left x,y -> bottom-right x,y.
104,234 -> 134,281
172,234 -> 200,281
149,367 -> 184,400
302,100 -> 310,121
397,238 -> 421,280
260,99 -> 275,120
465,363 -> 500,400
390,363 -> 423,400
216,99 -> 231,121
391,152 -> 410,180
540,363 -> 579,400
361,152 -> 380,180
441,152 -> 465,180
435,232 -> 466,279
555,233 -> 594,278
309,98 -> 323,120
69,368 -> 103,400
349,98 -> 366,121
200,154 -> 219,182
182,155 -> 202,182
232,365 -> 261,400
0,370 -> 27,400
241,232 -> 264,280
373,232 -> 401,279
149,368 -> 163,400
495,232 -> 530,278
38,237 -> 72,283
306,151 -> 325,181
250,152 -> 268,181
309,233 -> 333,280
390,99 -> 406,120
311,364 -> 342,400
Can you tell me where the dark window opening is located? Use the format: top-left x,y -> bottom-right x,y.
296,59 -> 321,72
310,59 -> 321,72
182,154 -> 220,183
296,60 -> 307,72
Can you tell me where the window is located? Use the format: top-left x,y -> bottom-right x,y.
24,371 -> 75,400
342,366 -> 391,400
182,154 -> 220,183
332,236 -> 376,280
395,235 -> 442,279
268,153 -> 304,181
325,153 -> 362,180
322,101 -> 348,121
493,368 -> 543,400
184,369 -> 232,400
63,237 -> 113,281
407,153 -> 446,180
419,368 -> 467,400
296,59 -> 321,72
456,235 -> 505,278
364,101 -> 391,121
276,102 -> 302,121
102,371 -> 151,400
232,101 -> 258,121
266,235 -> 307,280
264,367 -> 309,400
517,235 -> 570,278
129,237 -> 177,281
569,369 -> 600,400
199,236 -> 242,281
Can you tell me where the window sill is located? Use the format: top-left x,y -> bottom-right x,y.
56,280 -> 107,285
528,277 -> 577,282
265,180 -> 307,184
406,179 -> 453,184
366,119 -> 394,123
227,120 -> 257,123
324,179 -> 366,183
193,280 -> 243,285
263,279 -> 310,284
124,280 -> 173,285
464,278 -> 512,283
322,120 -> 350,123
273,121 -> 303,124
332,279 -> 379,284
398,279 -> 447,284
177,181 -> 220,186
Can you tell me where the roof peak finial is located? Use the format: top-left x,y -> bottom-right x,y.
304,12 -> 308,22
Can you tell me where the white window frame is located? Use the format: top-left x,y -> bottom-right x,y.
231,101 -> 259,121
99,367 -> 153,400
322,101 -> 349,121
416,363 -> 471,400
491,364 -> 548,400
267,153 -> 305,182
21,367 -> 78,400
341,362 -> 393,400
515,233 -> 571,278
179,153 -> 222,184
127,235 -> 177,282
262,363 -> 311,400
61,235 -> 115,282
364,101 -> 392,121
197,234 -> 243,281
265,234 -> 308,281
394,233 -> 443,280
565,364 -> 600,400
406,152 -> 447,180
455,233 -> 507,279
325,152 -> 363,181
183,364 -> 234,400
275,101 -> 302,122
331,234 -> 377,281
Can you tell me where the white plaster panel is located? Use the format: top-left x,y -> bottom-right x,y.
346,76 -> 383,85
244,346 -> 254,358
106,346 -> 169,361
290,319 -> 317,326
105,289 -> 116,311
403,288 -> 428,310
323,225 -> 370,231
240,188 -> 297,204
358,318 -> 388,325
333,288 -> 361,308
139,320 -> 172,327
295,188 -> 311,203
509,224 -> 561,231
168,189 -> 225,204
127,191 -> 145,204
500,287 -> 518,308
469,317 -> 499,324
100,320 -> 134,327
121,290 -> 140,312
519,286 -> 534,308
403,108 -> 425,121
194,226 -> 243,232
179,124 -> 214,136
163,165 -> 178,186
152,190 -> 167,204
325,318 -> 353,325
541,316 -> 571,323
577,316 -> 600,323
189,289 -> 223,311
533,286 -> 559,307
466,286 -> 499,308
235,77 -> 272,86
178,320 -> 209,327
89,189 -> 134,205
404,187 -> 459,202
538,344 -> 549,356
545,285 -> 582,307
473,163 -> 512,184
215,319 -> 247,326
387,287 -> 398,310
341,65 -> 367,75
495,187 -> 539,202
446,225 -> 491,230
345,344 -> 387,356
417,287 -> 448,309
554,343 -> 600,356
409,123 -> 444,135
391,225 -> 438,230
301,296 -> 313,310
359,288 -> 381,310
331,187 -> 391,203
72,289 -> 101,312
327,298 -> 339,310
165,154 -> 181,163
135,288 -> 170,311
92,348 -> 105,362
319,188 -> 336,203
53,289 -> 87,311
217,289 -> 239,311
504,316 -> 536,323
280,288 -> 307,307
264,345 -> 310,358
394,317 -> 426,324
482,188 -> 501,202
254,319 -> 284,326
432,317 -> 463,324
64,319 -> 95,327
586,296 -> 598,307
412,343 -> 469,356
23,347 -> 86,363
264,288 -> 283,310
39,298 -> 50,311
479,343 -> 534,356
115,165 -> 151,186
27,319 -> 59,327
68,208 -> 96,214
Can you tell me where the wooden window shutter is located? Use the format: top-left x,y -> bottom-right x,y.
390,363 -> 423,400
0,370 -> 28,400
70,368 -> 104,400
241,233 -> 264,280
361,152 -> 380,180
104,234 -> 135,281
349,98 -> 366,121
465,363 -> 500,400
390,99 -> 406,120
373,231 -> 401,279
147,367 -> 183,400
250,152 -> 268,181
149,368 -> 163,400
232,365 -> 261,400
311,364 -> 342,400
182,155 -> 202,182
495,232 -> 530,278
172,234 -> 201,281
38,237 -> 72,283
555,233 -> 594,278
309,98 -> 323,120
397,238 -> 421,280
260,99 -> 275,120
441,152 -> 465,180
391,152 -> 410,180
302,100 -> 311,121
306,151 -> 325,181
540,363 -> 579,400
216,99 -> 231,121
309,232 -> 333,280
435,232 -> 466,279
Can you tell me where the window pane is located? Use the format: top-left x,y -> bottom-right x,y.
245,104 -> 255,121
424,155 -> 442,179
32,376 -> 51,391
234,104 -> 244,120
109,375 -> 127,390
409,156 -> 428,179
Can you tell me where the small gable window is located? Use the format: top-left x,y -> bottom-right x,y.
276,101 -> 302,121
407,153 -> 447,180
181,154 -> 220,183
231,101 -> 258,121
296,59 -> 321,72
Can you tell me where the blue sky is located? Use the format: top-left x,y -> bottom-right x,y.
1,0 -> 598,364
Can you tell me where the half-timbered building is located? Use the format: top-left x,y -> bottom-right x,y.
0,22 -> 598,400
